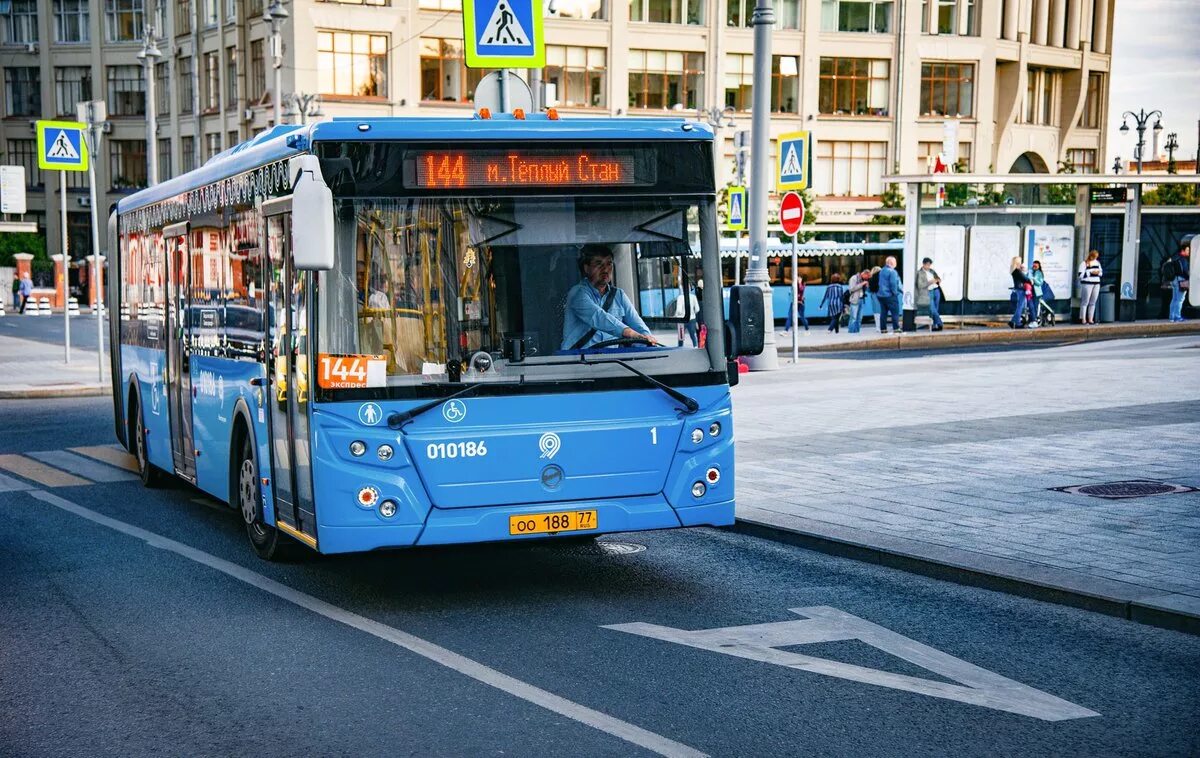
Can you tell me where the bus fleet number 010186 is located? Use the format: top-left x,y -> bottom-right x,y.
427,441 -> 488,459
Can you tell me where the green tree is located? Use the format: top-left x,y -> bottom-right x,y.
1143,183 -> 1199,206
0,231 -> 47,268
1044,162 -> 1078,205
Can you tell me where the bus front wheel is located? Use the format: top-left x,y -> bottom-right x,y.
238,438 -> 300,562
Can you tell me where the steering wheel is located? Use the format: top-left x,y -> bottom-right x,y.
588,336 -> 656,350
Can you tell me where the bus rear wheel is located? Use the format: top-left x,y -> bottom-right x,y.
238,437 -> 300,562
133,398 -> 166,488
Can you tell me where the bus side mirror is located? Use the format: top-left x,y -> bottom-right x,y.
725,284 -> 764,358
289,155 -> 335,271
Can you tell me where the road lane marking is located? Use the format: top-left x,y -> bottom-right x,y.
69,445 -> 139,473
24,489 -> 706,758
0,454 -> 90,488
0,470 -> 34,493
606,607 -> 1099,722
29,450 -> 139,483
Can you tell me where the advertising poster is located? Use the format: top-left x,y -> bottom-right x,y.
1025,226 -> 1075,301
917,226 -> 966,300
967,226 -> 1021,301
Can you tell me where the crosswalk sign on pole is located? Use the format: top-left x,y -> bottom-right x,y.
776,130 -> 811,192
36,121 -> 89,172
727,185 -> 747,231
463,0 -> 544,68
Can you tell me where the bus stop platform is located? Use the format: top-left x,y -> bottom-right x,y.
772,318 -> 1200,355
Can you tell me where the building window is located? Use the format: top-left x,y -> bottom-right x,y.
919,62 -> 973,117
110,140 -> 148,189
105,0 -> 144,42
1079,72 -> 1103,129
1022,67 -> 1059,126
317,31 -> 388,97
419,0 -> 462,9
54,0 -> 91,43
204,51 -> 219,111
179,56 -> 194,114
814,140 -> 886,197
729,0 -> 799,29
5,67 -> 40,117
156,62 -> 170,115
158,137 -> 171,180
228,130 -> 238,148
725,54 -> 798,113
226,0 -> 237,21
419,38 -> 486,103
630,0 -> 705,26
819,58 -> 889,116
548,0 -> 607,20
820,0 -> 892,32
107,65 -> 146,116
225,46 -> 238,108
326,0 -> 388,4
628,50 -> 704,110
5,139 -> 42,188
1066,148 -> 1097,174
181,135 -> 196,172
249,39 -> 265,102
205,132 -> 221,161
203,0 -> 218,26
918,141 -> 971,171
3,0 -> 39,44
55,67 -> 93,117
248,0 -> 264,15
175,0 -> 192,34
543,45 -> 606,108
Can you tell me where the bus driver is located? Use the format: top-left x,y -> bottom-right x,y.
561,244 -> 658,350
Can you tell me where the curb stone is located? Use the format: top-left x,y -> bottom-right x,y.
0,383 -> 110,399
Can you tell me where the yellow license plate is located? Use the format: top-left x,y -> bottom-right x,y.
509,509 -> 597,536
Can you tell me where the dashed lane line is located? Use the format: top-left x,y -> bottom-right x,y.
69,445 -> 139,473
23,488 -> 708,758
0,454 -> 90,488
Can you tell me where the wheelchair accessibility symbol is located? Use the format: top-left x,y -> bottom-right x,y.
442,399 -> 467,423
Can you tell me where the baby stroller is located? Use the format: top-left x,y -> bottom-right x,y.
1021,283 -> 1056,328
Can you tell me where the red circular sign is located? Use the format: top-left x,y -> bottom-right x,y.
779,191 -> 805,237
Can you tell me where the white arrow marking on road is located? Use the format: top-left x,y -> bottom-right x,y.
605,606 -> 1099,722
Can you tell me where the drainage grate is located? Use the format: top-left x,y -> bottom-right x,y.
1052,480 -> 1198,499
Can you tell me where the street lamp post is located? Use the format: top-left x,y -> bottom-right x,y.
137,27 -> 162,186
283,93 -> 324,125
745,0 -> 777,371
1112,156 -> 1122,174
1164,132 -> 1179,173
265,0 -> 289,126
1119,108 -> 1163,175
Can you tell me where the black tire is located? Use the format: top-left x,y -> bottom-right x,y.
237,436 -> 302,562
132,396 -> 166,488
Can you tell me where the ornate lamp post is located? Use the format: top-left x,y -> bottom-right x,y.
137,27 -> 162,185
1119,109 -> 1163,175
264,0 -> 289,126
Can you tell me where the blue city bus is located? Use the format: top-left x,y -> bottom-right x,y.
108,116 -> 763,560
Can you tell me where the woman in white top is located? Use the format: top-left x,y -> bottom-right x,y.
1078,250 -> 1103,324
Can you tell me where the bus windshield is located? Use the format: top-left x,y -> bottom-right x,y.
316,195 -> 715,394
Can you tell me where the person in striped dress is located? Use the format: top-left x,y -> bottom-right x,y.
820,273 -> 848,334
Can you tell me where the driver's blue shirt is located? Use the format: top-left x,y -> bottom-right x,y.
561,279 -> 651,350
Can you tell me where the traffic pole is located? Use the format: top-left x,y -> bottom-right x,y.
791,235 -> 798,363
744,0 -> 778,370
87,125 -> 104,382
61,170 -> 70,364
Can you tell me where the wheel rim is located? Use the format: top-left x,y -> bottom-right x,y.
135,412 -> 147,472
239,457 -> 260,529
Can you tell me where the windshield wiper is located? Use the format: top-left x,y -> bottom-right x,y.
387,381 -> 519,431
584,357 -> 700,414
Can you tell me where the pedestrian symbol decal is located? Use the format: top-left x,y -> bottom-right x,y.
463,0 -> 544,68
49,131 -> 80,160
482,1 -> 528,45
358,402 -> 383,426
776,130 -> 811,191
36,120 -> 89,172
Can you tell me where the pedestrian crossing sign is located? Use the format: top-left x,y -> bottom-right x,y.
776,130 -> 811,192
463,0 -> 544,68
727,185 -> 746,231
36,121 -> 88,172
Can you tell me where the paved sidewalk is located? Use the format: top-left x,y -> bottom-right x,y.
0,333 -> 110,398
733,335 -> 1200,632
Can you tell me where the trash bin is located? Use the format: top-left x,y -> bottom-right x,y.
1099,285 -> 1116,323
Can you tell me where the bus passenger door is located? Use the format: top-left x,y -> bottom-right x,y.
164,222 -> 196,482
264,204 -> 317,543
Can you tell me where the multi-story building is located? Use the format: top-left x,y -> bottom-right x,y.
1,0 -> 1113,256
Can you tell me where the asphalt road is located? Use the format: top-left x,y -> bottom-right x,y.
2,396 -> 1198,756
1,311 -> 107,351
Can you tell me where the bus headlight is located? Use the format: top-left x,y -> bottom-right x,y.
709,422 -> 721,437
691,428 -> 704,444
377,444 -> 394,461
378,500 -> 397,518
691,481 -> 706,498
349,440 -> 366,457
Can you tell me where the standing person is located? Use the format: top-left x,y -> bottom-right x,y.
820,273 -> 848,333
11,273 -> 20,310
847,268 -> 869,334
1010,258 -> 1032,328
782,273 -> 810,334
916,257 -> 944,331
876,257 -> 902,334
694,268 -> 707,347
867,265 -> 883,333
1029,260 -> 1046,326
1078,250 -> 1102,325
18,272 -> 33,314
1166,242 -> 1191,322
672,286 -> 701,347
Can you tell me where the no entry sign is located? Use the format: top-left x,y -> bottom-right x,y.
780,191 -> 804,237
